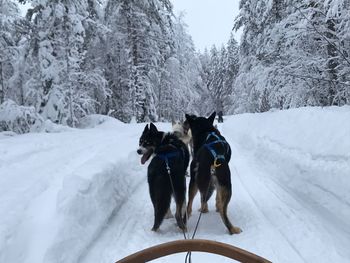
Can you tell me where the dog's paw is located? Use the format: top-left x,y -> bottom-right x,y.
179,226 -> 187,232
187,208 -> 192,217
229,226 -> 242,235
151,227 -> 159,232
198,207 -> 209,213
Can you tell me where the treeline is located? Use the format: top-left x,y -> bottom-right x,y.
0,0 -> 211,128
232,0 -> 350,113
1,0 -> 349,132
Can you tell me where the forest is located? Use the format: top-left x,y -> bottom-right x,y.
1,0 -> 349,132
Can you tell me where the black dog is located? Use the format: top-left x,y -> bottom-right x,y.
185,112 -> 242,235
137,123 -> 189,232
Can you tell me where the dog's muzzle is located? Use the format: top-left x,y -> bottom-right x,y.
137,146 -> 154,165
137,146 -> 147,155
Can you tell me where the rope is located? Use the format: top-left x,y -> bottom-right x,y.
159,138 -> 220,262
156,140 -> 192,262
185,133 -> 228,262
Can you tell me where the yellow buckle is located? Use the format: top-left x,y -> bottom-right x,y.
213,159 -> 222,168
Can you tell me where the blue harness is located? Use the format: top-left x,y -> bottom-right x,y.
156,146 -> 186,173
204,132 -> 229,166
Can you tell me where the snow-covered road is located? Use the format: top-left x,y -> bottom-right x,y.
1,108 -> 349,263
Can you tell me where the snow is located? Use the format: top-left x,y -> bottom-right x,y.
0,100 -> 43,134
0,107 -> 349,262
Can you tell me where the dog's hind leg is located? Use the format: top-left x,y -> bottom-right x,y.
218,185 -> 242,234
173,172 -> 187,231
187,178 -> 198,217
215,186 -> 221,212
215,165 -> 242,235
198,182 -> 214,213
151,189 -> 171,232
197,164 -> 214,213
175,199 -> 187,231
186,161 -> 198,217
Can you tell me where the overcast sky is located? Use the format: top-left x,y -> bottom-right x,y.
172,0 -> 242,52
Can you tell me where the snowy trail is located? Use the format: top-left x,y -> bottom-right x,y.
1,108 -> 349,263
0,118 -> 146,263
82,110 -> 350,263
82,109 -> 350,263
229,140 -> 347,263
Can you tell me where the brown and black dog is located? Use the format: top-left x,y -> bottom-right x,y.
185,112 -> 242,235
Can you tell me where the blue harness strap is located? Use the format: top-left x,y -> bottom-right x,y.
156,151 -> 181,171
204,132 -> 229,164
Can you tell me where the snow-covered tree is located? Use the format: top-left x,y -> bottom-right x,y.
104,2 -> 204,122
0,0 -> 20,104
104,0 -> 174,122
232,0 -> 350,113
11,0 -> 110,127
223,32 -> 240,113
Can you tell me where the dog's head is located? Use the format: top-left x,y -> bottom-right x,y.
185,112 -> 216,137
137,123 -> 161,164
172,120 -> 185,137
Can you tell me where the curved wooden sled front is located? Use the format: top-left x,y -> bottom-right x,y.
116,239 -> 271,263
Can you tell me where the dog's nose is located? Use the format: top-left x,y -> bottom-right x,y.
137,149 -> 142,155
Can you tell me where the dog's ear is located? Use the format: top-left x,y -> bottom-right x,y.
207,111 -> 216,124
149,123 -> 158,133
185,114 -> 192,123
143,124 -> 149,133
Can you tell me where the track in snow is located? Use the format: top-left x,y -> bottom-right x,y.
82,122 -> 349,263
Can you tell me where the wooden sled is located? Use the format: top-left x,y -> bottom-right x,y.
117,239 -> 271,263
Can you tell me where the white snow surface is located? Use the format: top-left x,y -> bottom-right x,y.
0,107 -> 349,263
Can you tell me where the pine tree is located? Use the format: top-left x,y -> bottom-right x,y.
0,0 -> 20,104
232,0 -> 350,113
13,0 -> 110,126
104,0 -> 174,122
223,33 -> 239,113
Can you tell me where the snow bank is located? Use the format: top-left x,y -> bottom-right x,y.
0,100 -> 123,134
0,120 -> 147,263
224,106 -> 350,261
40,120 -> 74,133
226,106 -> 350,158
44,152 -> 145,263
77,114 -> 124,129
0,100 -> 43,134
225,107 -> 350,195
0,131 -> 17,139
